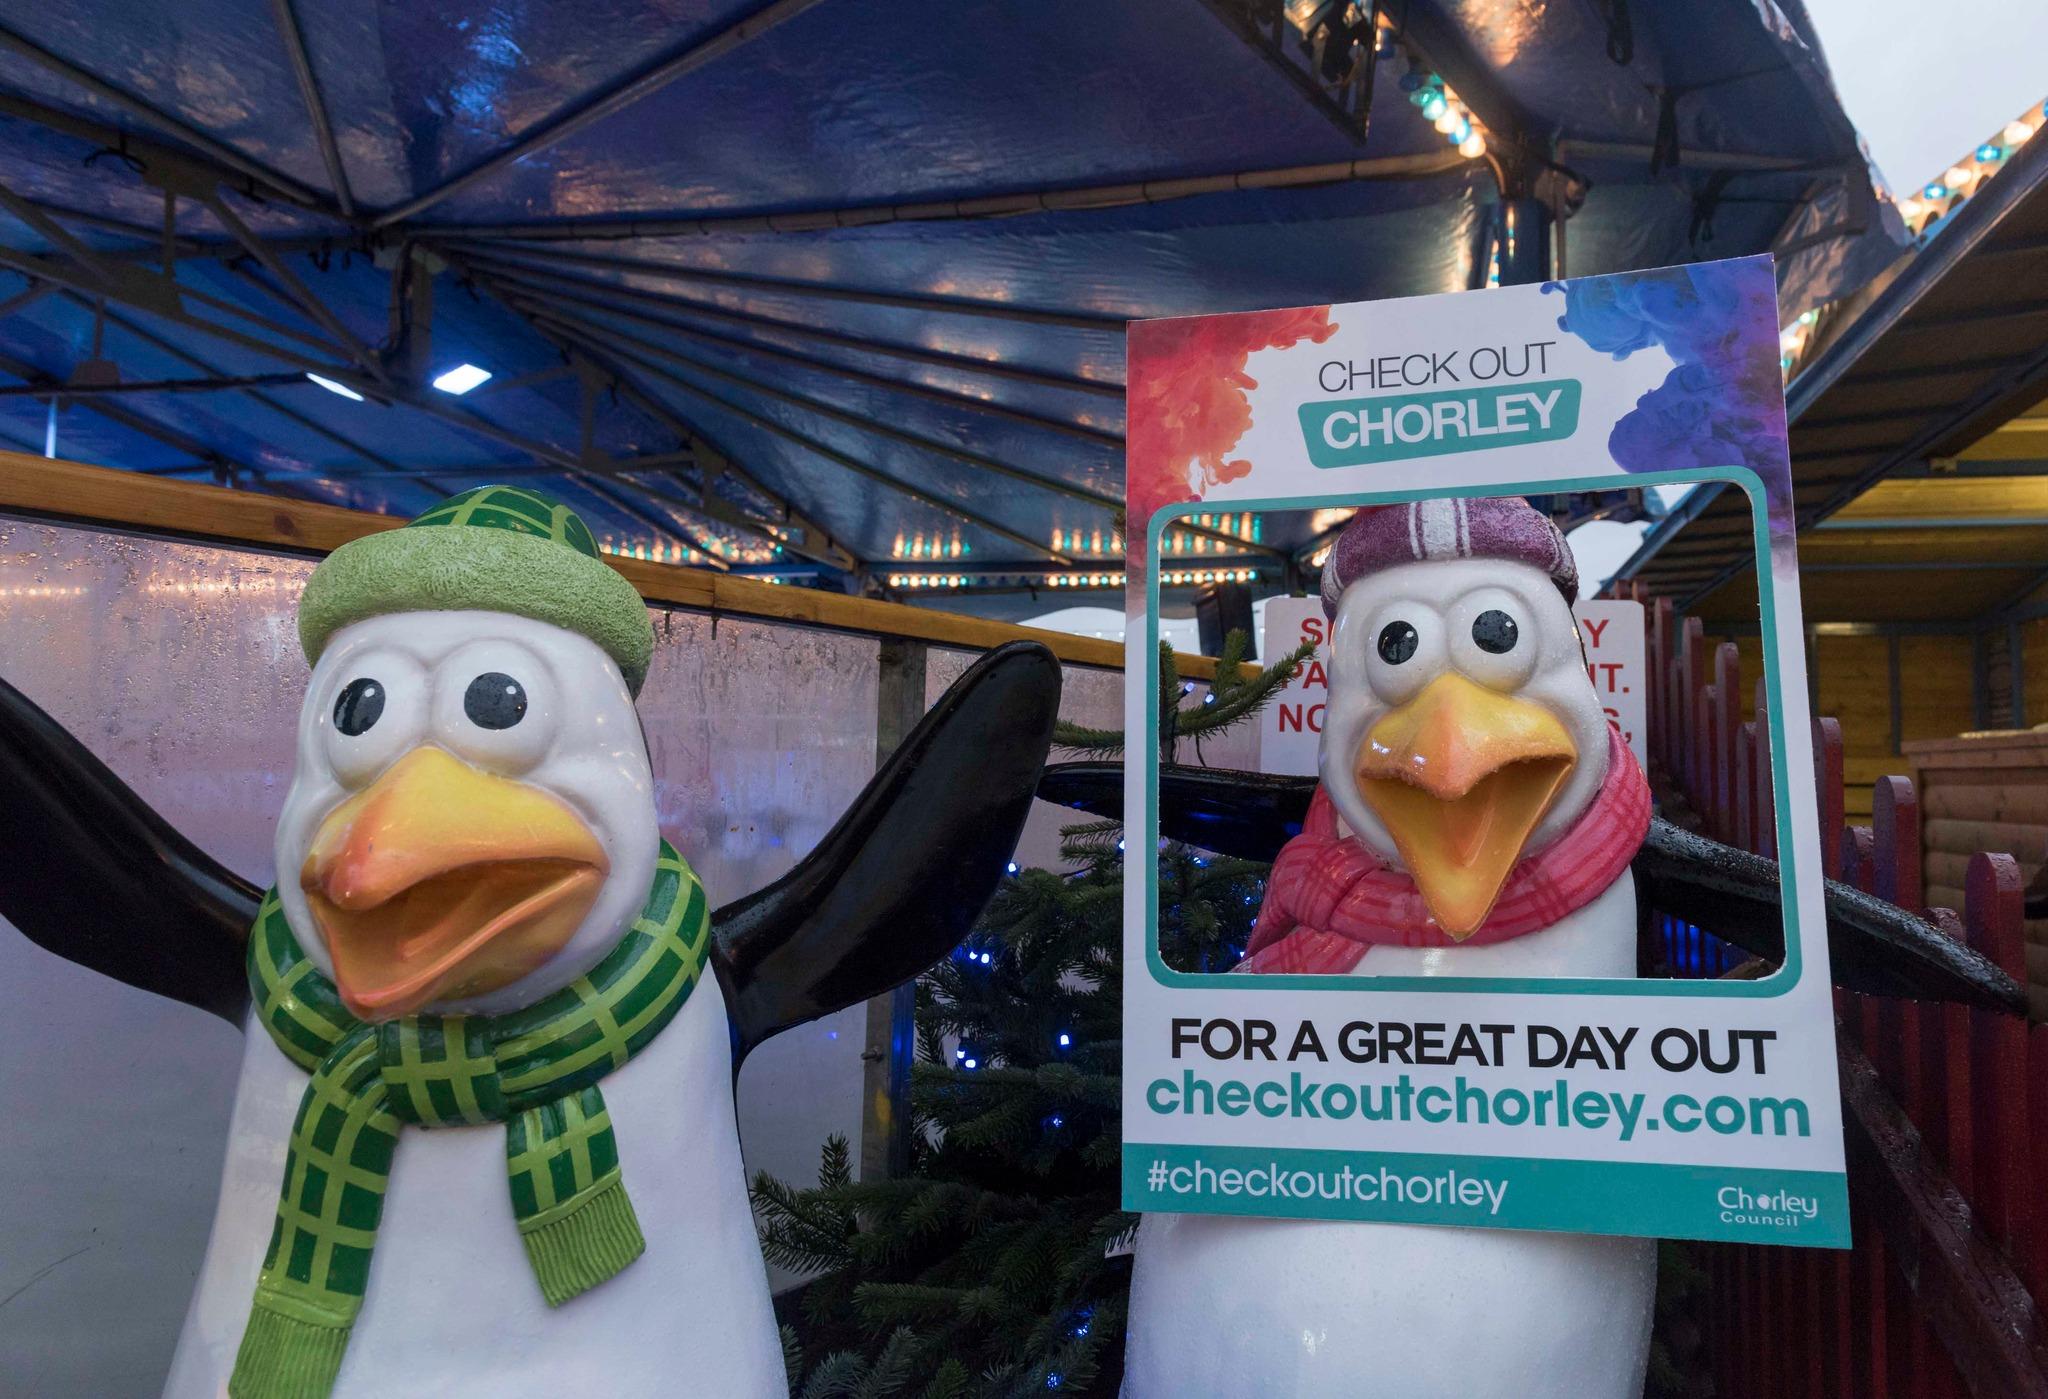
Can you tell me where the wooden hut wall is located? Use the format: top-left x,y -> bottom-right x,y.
1706,629 -> 1979,820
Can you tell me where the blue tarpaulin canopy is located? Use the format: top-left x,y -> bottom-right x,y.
0,0 -> 1904,610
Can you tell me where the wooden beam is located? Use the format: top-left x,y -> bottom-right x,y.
0,452 -> 1231,676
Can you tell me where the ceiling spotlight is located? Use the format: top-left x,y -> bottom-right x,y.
431,363 -> 493,395
305,373 -> 364,402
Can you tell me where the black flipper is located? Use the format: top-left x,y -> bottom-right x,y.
1043,760 -> 2027,1012
1633,819 -> 2025,1013
0,675 -> 257,1023
711,641 -> 1061,1063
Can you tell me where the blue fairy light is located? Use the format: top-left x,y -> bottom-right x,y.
1977,143 -> 2003,162
1923,181 -> 1947,199
964,1057 -> 979,1070
955,1047 -> 966,1059
1007,861 -> 1019,875
1046,1375 -> 1062,1390
1058,1032 -> 1071,1047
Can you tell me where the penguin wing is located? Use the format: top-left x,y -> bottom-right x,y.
709,641 -> 1061,1062
1036,760 -> 1314,863
1632,819 -> 2025,1013
0,675 -> 257,1023
1043,759 -> 2025,1012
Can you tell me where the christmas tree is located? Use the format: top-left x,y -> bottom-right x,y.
753,632 -> 1308,1397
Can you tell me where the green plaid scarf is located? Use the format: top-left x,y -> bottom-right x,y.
230,841 -> 709,1399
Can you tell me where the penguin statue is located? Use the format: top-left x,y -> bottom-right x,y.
0,485 -> 1062,1399
1037,498 -> 2024,1399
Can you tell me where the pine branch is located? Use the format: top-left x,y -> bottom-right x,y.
1179,633 -> 1316,742
1051,719 -> 1126,757
852,1329 -> 919,1399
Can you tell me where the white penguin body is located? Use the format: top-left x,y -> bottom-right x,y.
164,610 -> 786,1397
1126,554 -> 1655,1398
165,976 -> 782,1398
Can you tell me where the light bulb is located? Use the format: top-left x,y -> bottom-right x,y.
1434,107 -> 1461,134
1459,131 -> 1487,159
2005,120 -> 2036,147
1944,164 -> 1974,190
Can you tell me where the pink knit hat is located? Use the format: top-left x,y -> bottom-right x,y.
1319,497 -> 1577,618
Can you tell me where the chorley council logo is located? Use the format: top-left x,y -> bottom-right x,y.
1717,1184 -> 1821,1229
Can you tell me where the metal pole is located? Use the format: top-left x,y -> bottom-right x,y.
421,149 -> 1468,241
435,239 -> 1125,330
862,638 -> 926,1181
374,0 -> 833,228
269,0 -> 355,216
0,23 -> 330,213
533,310 -> 1071,562
457,251 -> 1124,398
1493,197 -> 1551,287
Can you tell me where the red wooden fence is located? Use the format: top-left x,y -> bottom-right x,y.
1616,582 -> 2048,1398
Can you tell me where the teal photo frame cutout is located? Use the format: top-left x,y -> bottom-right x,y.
1139,465 -> 1805,1000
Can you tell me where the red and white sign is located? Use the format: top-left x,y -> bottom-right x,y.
1574,599 -> 1645,768
1258,595 -> 1645,774
1257,596 -> 1328,776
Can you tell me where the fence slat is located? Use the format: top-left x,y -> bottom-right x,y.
1713,642 -> 1740,838
1874,778 -> 1923,1113
1968,853 -> 2031,1267
1816,718 -> 1846,880
2032,1022 -> 2048,1310
1840,1041 -> 2048,1399
1646,604 -> 2044,1398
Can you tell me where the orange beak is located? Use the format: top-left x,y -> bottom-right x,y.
1354,673 -> 1577,939
301,746 -> 608,1020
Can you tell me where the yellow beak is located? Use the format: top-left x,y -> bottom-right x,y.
1354,673 -> 1577,939
301,746 -> 608,1020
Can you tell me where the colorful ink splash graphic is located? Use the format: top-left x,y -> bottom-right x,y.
1127,305 -> 1338,549
1546,258 -> 1790,499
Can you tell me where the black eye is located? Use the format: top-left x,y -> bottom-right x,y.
333,678 -> 384,736
464,672 -> 528,730
1377,621 -> 1419,665
1472,610 -> 1519,654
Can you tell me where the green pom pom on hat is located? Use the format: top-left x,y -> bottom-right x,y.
298,486 -> 655,694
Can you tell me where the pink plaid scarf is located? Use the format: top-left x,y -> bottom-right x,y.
1240,725 -> 1647,975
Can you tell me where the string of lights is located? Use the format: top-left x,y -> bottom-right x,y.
1781,97 -> 2043,377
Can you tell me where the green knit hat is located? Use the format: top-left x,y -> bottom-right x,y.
299,486 -> 655,694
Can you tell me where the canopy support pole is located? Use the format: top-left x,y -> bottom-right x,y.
1494,197 -> 1551,287
372,0 -> 833,228
451,248 -> 1125,399
268,0 -> 354,217
436,239 -> 1127,330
